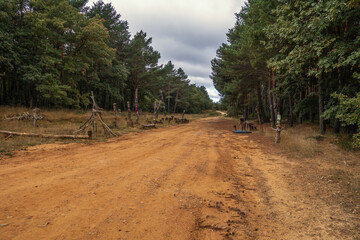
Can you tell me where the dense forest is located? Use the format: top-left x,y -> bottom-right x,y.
211,0 -> 360,147
0,0 -> 213,113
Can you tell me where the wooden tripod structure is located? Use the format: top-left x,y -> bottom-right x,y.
74,92 -> 117,137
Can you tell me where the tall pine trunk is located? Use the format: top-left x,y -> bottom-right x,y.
318,72 -> 326,134
167,80 -> 171,112
256,82 -> 264,125
271,69 -> 278,125
268,70 -> 275,127
133,72 -> 139,112
299,91 -> 303,124
333,68 -> 343,133
2,73 -> 7,104
289,95 -> 294,127
173,88 -> 180,113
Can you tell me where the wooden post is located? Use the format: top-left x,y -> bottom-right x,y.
275,127 -> 281,143
87,130 -> 92,140
160,90 -> 167,116
275,112 -> 282,143
181,110 -> 185,120
127,101 -> 131,120
153,101 -> 160,120
127,101 -> 133,127
156,102 -> 159,119
113,103 -> 117,128
33,108 -> 40,127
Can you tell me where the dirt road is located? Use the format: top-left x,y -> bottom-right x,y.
0,118 -> 357,239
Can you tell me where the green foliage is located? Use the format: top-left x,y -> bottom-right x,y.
0,0 -> 213,113
212,0 -> 360,141
325,93 -> 360,147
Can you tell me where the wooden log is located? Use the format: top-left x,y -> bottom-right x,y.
0,130 -> 90,139
141,124 -> 156,129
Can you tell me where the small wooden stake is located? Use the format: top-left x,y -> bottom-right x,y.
33,108 -> 40,127
113,103 -> 117,128
274,112 -> 282,143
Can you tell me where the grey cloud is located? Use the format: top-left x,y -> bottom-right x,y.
168,60 -> 211,77
89,0 -> 245,101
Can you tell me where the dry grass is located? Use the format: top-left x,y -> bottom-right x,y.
260,123 -> 325,158
256,121 -> 360,214
0,106 -> 211,158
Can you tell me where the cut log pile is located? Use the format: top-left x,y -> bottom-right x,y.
1,94 -> 193,141
4,112 -> 44,121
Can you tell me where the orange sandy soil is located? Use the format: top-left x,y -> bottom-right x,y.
0,117 -> 358,240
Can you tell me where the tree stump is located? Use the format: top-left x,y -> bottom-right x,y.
275,127 -> 281,143
33,108 -> 40,127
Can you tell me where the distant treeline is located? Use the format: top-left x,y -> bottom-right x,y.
211,0 -> 360,146
0,0 -> 213,113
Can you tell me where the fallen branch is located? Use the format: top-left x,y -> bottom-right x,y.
141,124 -> 156,129
4,112 -> 44,121
0,130 -> 90,139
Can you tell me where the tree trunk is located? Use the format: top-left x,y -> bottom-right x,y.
134,86 -> 138,111
127,101 -> 132,122
268,70 -> 275,127
256,82 -> 264,124
173,88 -> 180,113
299,91 -> 303,124
271,69 -> 278,126
242,94 -> 247,120
289,95 -> 294,127
167,80 -> 171,113
333,68 -> 343,134
19,0 -> 24,29
318,73 -> 326,134
113,103 -> 117,128
2,73 -> 7,104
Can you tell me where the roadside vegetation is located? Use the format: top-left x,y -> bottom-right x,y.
0,106 -> 214,158
0,0 -> 213,113
250,122 -> 360,223
212,0 -> 360,148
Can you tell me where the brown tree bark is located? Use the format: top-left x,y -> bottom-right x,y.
173,88 -> 180,113
167,80 -> 171,112
268,69 -> 275,127
256,82 -> 264,125
289,95 -> 294,127
318,73 -> 326,134
299,91 -> 303,124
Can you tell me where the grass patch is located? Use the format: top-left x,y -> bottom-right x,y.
326,169 -> 360,209
260,124 -> 323,158
207,111 -> 222,117
334,135 -> 360,151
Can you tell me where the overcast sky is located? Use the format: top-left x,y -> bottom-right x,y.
88,0 -> 246,102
